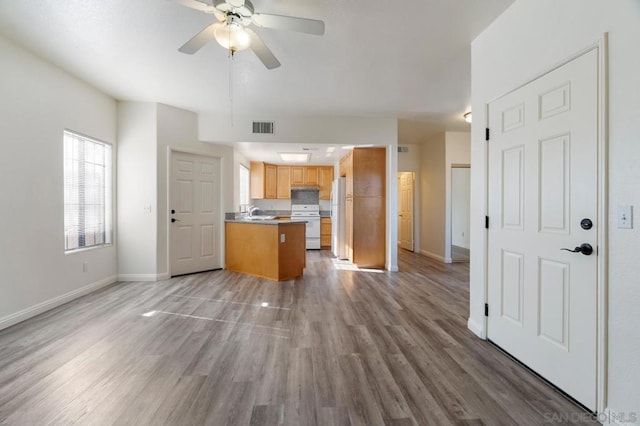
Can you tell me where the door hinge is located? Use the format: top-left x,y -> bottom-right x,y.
485,128 -> 490,141
485,216 -> 489,229
484,303 -> 489,317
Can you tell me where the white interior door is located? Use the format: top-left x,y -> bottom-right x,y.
398,172 -> 414,251
487,49 -> 598,410
170,152 -> 221,276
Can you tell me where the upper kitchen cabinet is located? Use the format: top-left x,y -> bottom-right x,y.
251,163 -> 333,200
250,161 -> 277,199
305,167 -> 318,185
318,167 -> 333,200
277,166 -> 291,199
291,166 -> 305,185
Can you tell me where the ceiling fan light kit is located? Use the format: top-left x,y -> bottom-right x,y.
171,0 -> 325,69
213,16 -> 251,52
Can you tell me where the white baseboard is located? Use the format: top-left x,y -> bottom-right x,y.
118,272 -> 169,282
467,317 -> 485,339
0,275 -> 118,332
419,250 -> 447,263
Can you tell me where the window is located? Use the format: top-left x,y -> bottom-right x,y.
239,164 -> 250,208
63,131 -> 112,252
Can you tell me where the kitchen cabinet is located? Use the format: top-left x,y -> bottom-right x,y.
321,217 -> 332,248
250,161 -> 277,199
265,164 -> 277,199
305,167 -> 318,185
318,166 -> 334,200
251,163 -> 332,200
291,166 -> 305,185
225,221 -> 305,281
277,166 -> 291,199
341,147 -> 386,268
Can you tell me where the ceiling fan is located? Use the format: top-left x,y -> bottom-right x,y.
170,0 -> 325,69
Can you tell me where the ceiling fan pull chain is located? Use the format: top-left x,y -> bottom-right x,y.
229,48 -> 234,127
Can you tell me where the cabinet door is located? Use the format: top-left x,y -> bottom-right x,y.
265,164 -> 277,199
277,166 -> 291,199
291,166 -> 305,185
353,148 -> 386,197
320,217 -> 331,247
250,161 -> 265,199
345,196 -> 353,262
319,166 -> 334,200
305,167 -> 318,185
352,196 -> 385,268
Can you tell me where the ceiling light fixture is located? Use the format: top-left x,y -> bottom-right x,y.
214,16 -> 251,53
464,112 -> 472,123
279,153 -> 310,163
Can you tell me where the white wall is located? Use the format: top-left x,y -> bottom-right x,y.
420,133 -> 446,260
451,167 -> 471,249
199,114 -> 398,145
470,0 -> 640,418
444,132 -> 471,261
117,102 -> 158,280
420,132 -> 470,262
0,35 -> 118,329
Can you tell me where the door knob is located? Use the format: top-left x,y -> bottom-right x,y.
561,243 -> 593,256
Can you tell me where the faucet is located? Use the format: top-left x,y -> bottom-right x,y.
248,205 -> 261,217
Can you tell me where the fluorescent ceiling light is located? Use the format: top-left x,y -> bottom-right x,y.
278,152 -> 310,163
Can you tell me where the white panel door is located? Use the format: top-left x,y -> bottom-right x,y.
399,172 -> 414,251
170,152 -> 221,276
487,49 -> 598,410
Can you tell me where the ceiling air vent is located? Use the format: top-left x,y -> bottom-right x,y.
398,146 -> 409,153
252,121 -> 275,134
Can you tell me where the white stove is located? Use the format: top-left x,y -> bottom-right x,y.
291,204 -> 321,249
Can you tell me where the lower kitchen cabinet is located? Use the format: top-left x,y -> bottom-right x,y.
320,217 -> 331,248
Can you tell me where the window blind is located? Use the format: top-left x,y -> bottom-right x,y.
63,131 -> 112,252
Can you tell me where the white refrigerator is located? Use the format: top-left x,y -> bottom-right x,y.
331,177 -> 347,259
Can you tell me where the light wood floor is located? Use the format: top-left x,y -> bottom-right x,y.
0,250 -> 595,425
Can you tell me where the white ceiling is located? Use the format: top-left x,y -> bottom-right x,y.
0,0 -> 513,159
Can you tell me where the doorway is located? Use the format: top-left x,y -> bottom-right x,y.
169,151 -> 222,276
450,165 -> 470,262
397,172 -> 415,251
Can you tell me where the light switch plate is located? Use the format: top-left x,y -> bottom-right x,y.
280,234 -> 285,243
617,205 -> 633,229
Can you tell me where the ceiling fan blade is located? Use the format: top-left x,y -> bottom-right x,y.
252,13 -> 325,36
169,0 -> 215,13
178,23 -> 219,54
246,28 -> 281,69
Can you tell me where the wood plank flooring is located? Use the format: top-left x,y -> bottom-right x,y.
0,250 -> 595,425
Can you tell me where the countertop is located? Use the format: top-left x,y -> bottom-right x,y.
224,218 -> 305,225
226,210 -> 331,219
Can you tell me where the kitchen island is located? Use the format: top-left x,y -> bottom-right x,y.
225,219 -> 306,281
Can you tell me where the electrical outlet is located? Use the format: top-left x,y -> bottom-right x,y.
618,205 -> 633,229
143,204 -> 152,214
